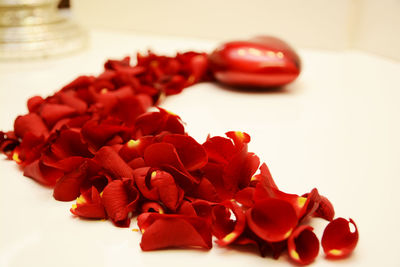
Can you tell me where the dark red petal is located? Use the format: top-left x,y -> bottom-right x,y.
70,186 -> 106,219
315,195 -> 335,221
223,151 -> 260,193
94,146 -> 134,179
177,201 -> 197,216
225,131 -> 250,150
203,136 -> 235,164
27,96 -> 44,112
23,159 -> 64,186
288,225 -> 320,265
43,156 -> 86,173
162,134 -> 208,171
235,187 -> 255,208
190,177 -> 219,202
102,179 -> 139,227
53,161 -> 89,201
141,202 -> 165,214
16,132 -> 45,165
0,131 -> 19,153
40,103 -> 77,127
254,183 -> 309,219
118,136 -> 154,162
246,198 -> 298,242
58,91 -> 88,113
134,108 -> 185,137
191,200 -> 214,219
144,142 -> 198,188
212,200 -> 246,246
251,163 -> 277,189
61,75 -> 95,91
127,157 -> 146,169
137,213 -> 212,250
201,162 -> 229,200
49,129 -> 92,160
14,113 -> 48,139
81,120 -> 131,153
150,170 -> 184,211
133,167 -> 158,200
321,218 -> 359,258
111,95 -> 151,126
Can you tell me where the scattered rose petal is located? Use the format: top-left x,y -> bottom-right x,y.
70,186 -> 106,219
212,200 -> 246,246
94,146 -> 134,179
322,218 -> 359,258
14,113 -> 48,139
137,213 -> 212,250
246,198 -> 298,242
162,134 -> 208,171
288,225 -> 319,265
102,179 -> 140,227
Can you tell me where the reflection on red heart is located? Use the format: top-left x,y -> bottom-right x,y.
209,36 -> 301,88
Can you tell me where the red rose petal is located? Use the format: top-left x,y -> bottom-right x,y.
70,186 -> 106,219
134,108 -> 185,137
190,177 -> 219,202
315,195 -> 335,221
58,91 -> 88,114
254,183 -> 309,219
81,120 -> 131,153
40,103 -> 77,127
137,213 -> 212,250
43,156 -> 86,173
321,218 -> 358,258
246,198 -> 298,242
144,142 -> 199,188
162,134 -> 208,171
14,113 -> 48,139
201,162 -> 229,200
150,170 -> 184,211
102,179 -> 140,227
119,136 -> 154,162
14,132 -> 44,165
61,75 -> 95,91
203,136 -> 235,164
288,225 -> 320,265
141,202 -> 165,214
48,129 -> 92,160
111,95 -> 151,126
0,131 -> 19,153
133,167 -> 159,200
223,150 -> 260,194
94,146 -> 134,179
53,161 -> 89,201
23,159 -> 64,186
251,163 -> 277,189
212,200 -> 246,246
177,200 -> 197,216
225,131 -> 250,150
234,187 -> 255,208
27,96 -> 44,113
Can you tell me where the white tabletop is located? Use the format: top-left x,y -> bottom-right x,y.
1,30 -> 399,267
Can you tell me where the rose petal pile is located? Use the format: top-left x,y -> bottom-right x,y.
0,51 -> 358,265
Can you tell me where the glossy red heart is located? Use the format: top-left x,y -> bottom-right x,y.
209,36 -> 301,87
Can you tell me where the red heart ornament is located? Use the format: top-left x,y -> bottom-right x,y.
209,36 -> 301,87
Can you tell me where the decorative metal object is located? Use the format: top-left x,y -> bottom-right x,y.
0,0 -> 87,60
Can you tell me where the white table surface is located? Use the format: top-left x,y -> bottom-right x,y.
1,30 -> 399,267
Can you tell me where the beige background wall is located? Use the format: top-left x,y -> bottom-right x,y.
71,0 -> 400,60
